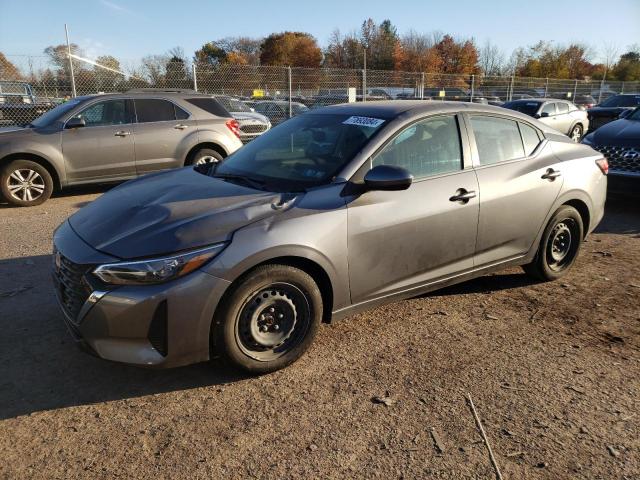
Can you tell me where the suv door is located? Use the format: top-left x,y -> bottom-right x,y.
61,98 -> 136,182
347,114 -> 479,303
467,115 -> 563,266
132,98 -> 194,174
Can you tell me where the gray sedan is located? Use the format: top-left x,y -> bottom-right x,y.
52,101 -> 608,373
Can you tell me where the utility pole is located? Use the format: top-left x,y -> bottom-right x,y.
192,63 -> 198,92
65,24 -> 77,97
362,48 -> 367,102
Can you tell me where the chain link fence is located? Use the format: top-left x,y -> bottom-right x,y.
2,55 -> 639,129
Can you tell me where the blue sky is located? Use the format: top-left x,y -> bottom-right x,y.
1,0 -> 639,63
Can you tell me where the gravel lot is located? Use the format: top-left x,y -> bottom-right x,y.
0,186 -> 638,479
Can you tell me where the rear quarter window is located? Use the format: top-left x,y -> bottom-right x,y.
185,97 -> 231,117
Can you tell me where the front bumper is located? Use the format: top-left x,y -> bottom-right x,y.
52,221 -> 231,368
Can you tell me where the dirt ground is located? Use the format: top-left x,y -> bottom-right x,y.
0,186 -> 638,480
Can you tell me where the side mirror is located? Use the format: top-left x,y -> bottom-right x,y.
539,112 -> 550,118
65,117 -> 86,129
364,165 -> 413,191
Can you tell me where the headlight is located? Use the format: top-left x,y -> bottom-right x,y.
581,133 -> 594,145
93,243 -> 226,285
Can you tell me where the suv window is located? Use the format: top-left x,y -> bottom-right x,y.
541,103 -> 556,116
135,99 -> 183,123
470,116 -> 525,165
73,99 -> 133,127
519,122 -> 542,156
372,115 -> 462,179
185,97 -> 230,117
556,102 -> 569,114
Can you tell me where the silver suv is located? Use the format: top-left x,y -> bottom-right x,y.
0,89 -> 243,206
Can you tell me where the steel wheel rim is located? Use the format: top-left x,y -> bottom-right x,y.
546,219 -> 577,271
571,126 -> 582,142
195,155 -> 217,165
7,168 -> 45,202
235,282 -> 311,362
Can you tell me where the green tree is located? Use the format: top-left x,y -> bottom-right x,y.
612,49 -> 640,81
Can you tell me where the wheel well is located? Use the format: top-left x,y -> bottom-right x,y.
0,153 -> 61,190
185,143 -> 227,165
222,256 -> 334,325
563,199 -> 590,238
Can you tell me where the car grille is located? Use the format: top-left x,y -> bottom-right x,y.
593,145 -> 640,176
240,124 -> 268,134
52,249 -> 93,323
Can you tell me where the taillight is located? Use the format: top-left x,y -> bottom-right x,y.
595,158 -> 608,175
225,119 -> 241,138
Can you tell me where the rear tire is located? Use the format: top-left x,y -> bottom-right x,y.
1,159 -> 53,207
187,148 -> 223,166
569,124 -> 583,142
523,205 -> 583,281
213,264 -> 323,374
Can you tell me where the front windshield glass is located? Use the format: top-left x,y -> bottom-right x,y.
503,101 -> 541,116
217,96 -> 251,112
214,113 -> 387,191
599,95 -> 640,107
628,108 -> 640,120
30,98 -> 83,127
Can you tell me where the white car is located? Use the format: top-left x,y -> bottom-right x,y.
213,95 -> 271,143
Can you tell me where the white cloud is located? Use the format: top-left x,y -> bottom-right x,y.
100,0 -> 133,14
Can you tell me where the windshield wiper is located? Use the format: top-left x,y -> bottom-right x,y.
212,173 -> 266,190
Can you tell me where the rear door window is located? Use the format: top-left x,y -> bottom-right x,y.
556,102 -> 569,114
541,103 -> 556,116
135,99 -> 177,123
519,122 -> 542,156
470,116 -> 525,165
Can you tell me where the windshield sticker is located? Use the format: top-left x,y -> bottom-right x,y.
343,116 -> 385,128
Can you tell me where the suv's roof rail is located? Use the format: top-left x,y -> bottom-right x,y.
125,88 -> 197,94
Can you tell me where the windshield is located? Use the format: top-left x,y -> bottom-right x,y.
30,98 -> 83,127
216,96 -> 251,113
628,108 -> 640,120
599,95 -> 640,107
503,101 -> 541,116
214,113 -> 387,191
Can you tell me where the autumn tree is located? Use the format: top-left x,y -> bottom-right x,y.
392,30 -> 442,73
195,37 -> 262,66
94,55 -> 122,91
259,32 -> 322,67
0,53 -> 21,79
44,43 -> 85,81
612,49 -> 640,81
435,35 -> 479,75
324,30 -> 366,68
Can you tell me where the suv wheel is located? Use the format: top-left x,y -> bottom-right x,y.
523,205 -> 584,281
213,264 -> 323,373
188,148 -> 223,166
1,159 -> 53,207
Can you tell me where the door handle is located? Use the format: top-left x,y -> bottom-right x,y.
449,188 -> 476,203
541,168 -> 561,180
114,131 -> 131,137
174,124 -> 188,130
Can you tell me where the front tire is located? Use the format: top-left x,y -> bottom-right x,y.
523,205 -> 584,281
1,159 -> 53,207
213,264 -> 323,373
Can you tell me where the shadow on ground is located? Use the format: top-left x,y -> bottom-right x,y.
0,183 -> 115,209
0,254 -> 243,420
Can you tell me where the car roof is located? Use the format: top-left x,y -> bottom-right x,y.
506,98 -> 573,103
308,100 -> 510,118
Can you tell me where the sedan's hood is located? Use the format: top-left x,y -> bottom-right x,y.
592,119 -> 640,147
231,111 -> 270,124
69,167 -> 286,259
588,106 -> 631,117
